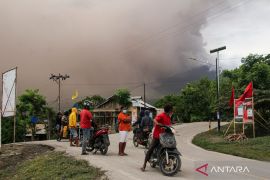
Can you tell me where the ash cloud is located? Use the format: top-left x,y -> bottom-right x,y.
0,0 -> 225,110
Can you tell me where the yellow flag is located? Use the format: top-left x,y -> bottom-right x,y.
72,90 -> 78,100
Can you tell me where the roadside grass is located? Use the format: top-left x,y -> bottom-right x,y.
192,123 -> 270,161
1,151 -> 106,180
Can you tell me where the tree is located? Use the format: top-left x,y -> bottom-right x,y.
76,95 -> 105,109
16,89 -> 48,141
1,116 -> 25,144
176,78 -> 215,122
154,94 -> 178,108
115,88 -> 132,108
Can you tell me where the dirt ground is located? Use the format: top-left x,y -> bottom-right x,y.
0,144 -> 54,172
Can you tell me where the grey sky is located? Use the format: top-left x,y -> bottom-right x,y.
0,0 -> 269,110
203,0 -> 270,69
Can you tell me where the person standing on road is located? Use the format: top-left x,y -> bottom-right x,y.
69,107 -> 79,147
133,111 -> 145,138
140,110 -> 153,139
114,107 -> 122,133
61,111 -> 69,138
56,112 -> 63,141
141,104 -> 173,171
80,101 -> 93,155
118,107 -> 131,156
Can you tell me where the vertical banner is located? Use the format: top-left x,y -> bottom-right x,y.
243,100 -> 253,123
1,67 -> 17,146
2,68 -> 17,117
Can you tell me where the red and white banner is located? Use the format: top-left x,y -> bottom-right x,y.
233,82 -> 254,123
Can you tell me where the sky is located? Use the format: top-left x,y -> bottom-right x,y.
0,0 -> 269,110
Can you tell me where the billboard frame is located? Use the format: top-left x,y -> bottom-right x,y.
1,67 -> 17,148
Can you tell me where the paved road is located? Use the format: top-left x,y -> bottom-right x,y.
29,122 -> 270,180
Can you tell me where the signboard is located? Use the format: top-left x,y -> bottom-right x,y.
31,116 -> 39,124
237,105 -> 243,116
247,109 -> 253,117
1,68 -> 17,117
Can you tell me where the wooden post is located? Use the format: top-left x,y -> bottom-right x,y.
13,67 -> 18,143
224,119 -> 233,137
234,99 -> 236,134
242,101 -> 245,135
13,115 -> 16,143
252,97 -> 255,138
0,110 -> 2,148
48,111 -> 51,140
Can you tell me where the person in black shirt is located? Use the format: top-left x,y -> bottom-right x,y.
140,110 -> 153,139
55,112 -> 63,141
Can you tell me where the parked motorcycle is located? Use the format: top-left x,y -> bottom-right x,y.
147,125 -> 181,176
87,125 -> 110,155
133,127 -> 150,148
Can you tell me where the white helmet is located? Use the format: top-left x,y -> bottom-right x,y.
83,100 -> 92,109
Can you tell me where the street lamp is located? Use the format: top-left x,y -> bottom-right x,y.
210,46 -> 226,132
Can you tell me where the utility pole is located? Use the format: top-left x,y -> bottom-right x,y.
49,74 -> 70,112
47,108 -> 51,140
210,46 -> 226,132
143,83 -> 146,108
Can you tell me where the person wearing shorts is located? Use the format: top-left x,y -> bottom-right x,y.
69,107 -> 78,147
118,108 -> 131,156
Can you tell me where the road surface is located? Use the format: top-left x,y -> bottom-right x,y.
28,122 -> 270,180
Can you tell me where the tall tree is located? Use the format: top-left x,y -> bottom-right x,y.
16,89 -> 47,141
115,88 -> 132,108
154,94 -> 178,108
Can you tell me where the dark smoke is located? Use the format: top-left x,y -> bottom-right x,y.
0,0 -> 226,110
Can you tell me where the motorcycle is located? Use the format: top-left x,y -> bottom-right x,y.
133,126 -> 150,148
147,125 -> 181,176
87,125 -> 110,155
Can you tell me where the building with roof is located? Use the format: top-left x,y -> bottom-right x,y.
93,95 -> 157,132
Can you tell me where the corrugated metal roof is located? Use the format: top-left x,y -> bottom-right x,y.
131,97 -> 156,109
95,95 -> 157,110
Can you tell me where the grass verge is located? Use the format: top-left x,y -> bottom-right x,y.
192,124 -> 270,161
1,151 -> 106,180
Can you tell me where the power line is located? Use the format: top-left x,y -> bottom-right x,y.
49,74 -> 70,112
187,57 -> 216,66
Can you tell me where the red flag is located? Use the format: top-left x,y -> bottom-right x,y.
237,82 -> 253,102
229,86 -> 235,107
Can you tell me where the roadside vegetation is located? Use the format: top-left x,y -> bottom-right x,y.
0,144 -> 106,180
192,124 -> 270,161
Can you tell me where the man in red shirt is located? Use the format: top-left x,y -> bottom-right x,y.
80,101 -> 93,155
141,104 -> 173,171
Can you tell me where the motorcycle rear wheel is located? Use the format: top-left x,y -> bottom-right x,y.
100,145 -> 108,155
